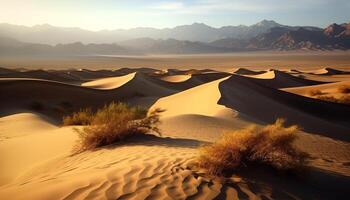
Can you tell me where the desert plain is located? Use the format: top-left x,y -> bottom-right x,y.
0,52 -> 350,199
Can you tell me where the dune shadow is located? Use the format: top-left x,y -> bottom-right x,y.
104,134 -> 207,149
216,165 -> 350,200
218,74 -> 350,142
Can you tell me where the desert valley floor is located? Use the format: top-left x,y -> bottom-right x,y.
0,61 -> 350,199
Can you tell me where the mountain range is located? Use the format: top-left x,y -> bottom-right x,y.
0,20 -> 349,55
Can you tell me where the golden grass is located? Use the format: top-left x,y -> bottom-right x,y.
63,108 -> 94,125
69,102 -> 163,152
317,95 -> 350,105
198,119 -> 307,175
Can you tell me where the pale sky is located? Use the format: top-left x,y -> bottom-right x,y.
0,0 -> 349,30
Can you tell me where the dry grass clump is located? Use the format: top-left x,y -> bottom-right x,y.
71,102 -> 163,152
308,89 -> 323,96
198,119 -> 307,175
338,85 -> 350,94
63,108 -> 94,125
317,95 -> 350,105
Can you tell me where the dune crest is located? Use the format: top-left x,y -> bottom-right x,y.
82,73 -> 136,89
160,74 -> 192,82
233,68 -> 266,75
313,67 -> 350,75
248,70 -> 325,88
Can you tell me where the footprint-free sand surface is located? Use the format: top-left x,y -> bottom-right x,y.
1,66 -> 350,199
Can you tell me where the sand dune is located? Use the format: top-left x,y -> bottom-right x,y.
165,68 -> 216,76
247,70 -> 326,88
160,74 -> 192,82
312,67 -> 350,75
0,113 -> 56,139
283,80 -> 350,99
1,66 -> 350,199
151,77 -> 231,118
0,69 -> 80,83
82,73 -> 136,89
152,74 -> 350,141
153,72 -> 230,91
233,68 -> 266,75
0,68 -> 136,83
0,113 -> 76,186
1,116 -> 348,199
0,71 -> 230,120
0,73 -> 176,119
0,67 -> 17,75
218,74 -> 350,140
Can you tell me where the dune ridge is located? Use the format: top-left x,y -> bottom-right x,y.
313,67 -> 350,75
248,70 -> 326,88
233,68 -> 266,75
1,66 -> 350,199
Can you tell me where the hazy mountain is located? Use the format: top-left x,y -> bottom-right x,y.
0,20 -> 287,44
249,22 -> 350,50
1,22 -> 348,55
0,37 -> 232,56
0,37 -> 130,56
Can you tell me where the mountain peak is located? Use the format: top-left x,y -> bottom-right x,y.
324,23 -> 346,37
254,20 -> 280,27
190,22 -> 211,27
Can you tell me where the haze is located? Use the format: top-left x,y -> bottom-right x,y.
1,0 -> 349,30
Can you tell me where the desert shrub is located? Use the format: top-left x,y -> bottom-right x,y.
317,95 -> 350,105
338,85 -> 350,94
338,95 -> 350,104
308,89 -> 323,96
63,108 -> 94,125
73,102 -> 163,152
198,119 -> 307,175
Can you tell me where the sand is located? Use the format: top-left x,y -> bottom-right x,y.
160,75 -> 192,82
1,66 -> 350,199
81,73 -> 136,89
1,51 -> 350,70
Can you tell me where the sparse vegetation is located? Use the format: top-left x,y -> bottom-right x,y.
63,108 -> 94,125
198,119 -> 307,175
308,89 -> 323,96
338,85 -> 350,94
65,102 -> 163,152
317,95 -> 350,105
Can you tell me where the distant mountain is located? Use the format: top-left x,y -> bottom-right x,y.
324,23 -> 350,37
0,20 -> 288,44
0,22 -> 348,55
0,37 -> 129,56
249,22 -> 350,50
0,37 -> 231,56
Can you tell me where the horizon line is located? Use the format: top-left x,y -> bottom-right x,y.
1,19 -> 348,32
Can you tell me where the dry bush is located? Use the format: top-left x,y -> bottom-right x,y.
308,89 -> 323,96
338,95 -> 350,104
73,102 -> 163,152
317,95 -> 350,105
338,85 -> 350,94
63,108 -> 94,125
198,119 -> 307,175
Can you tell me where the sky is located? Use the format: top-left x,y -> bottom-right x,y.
0,0 -> 349,30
